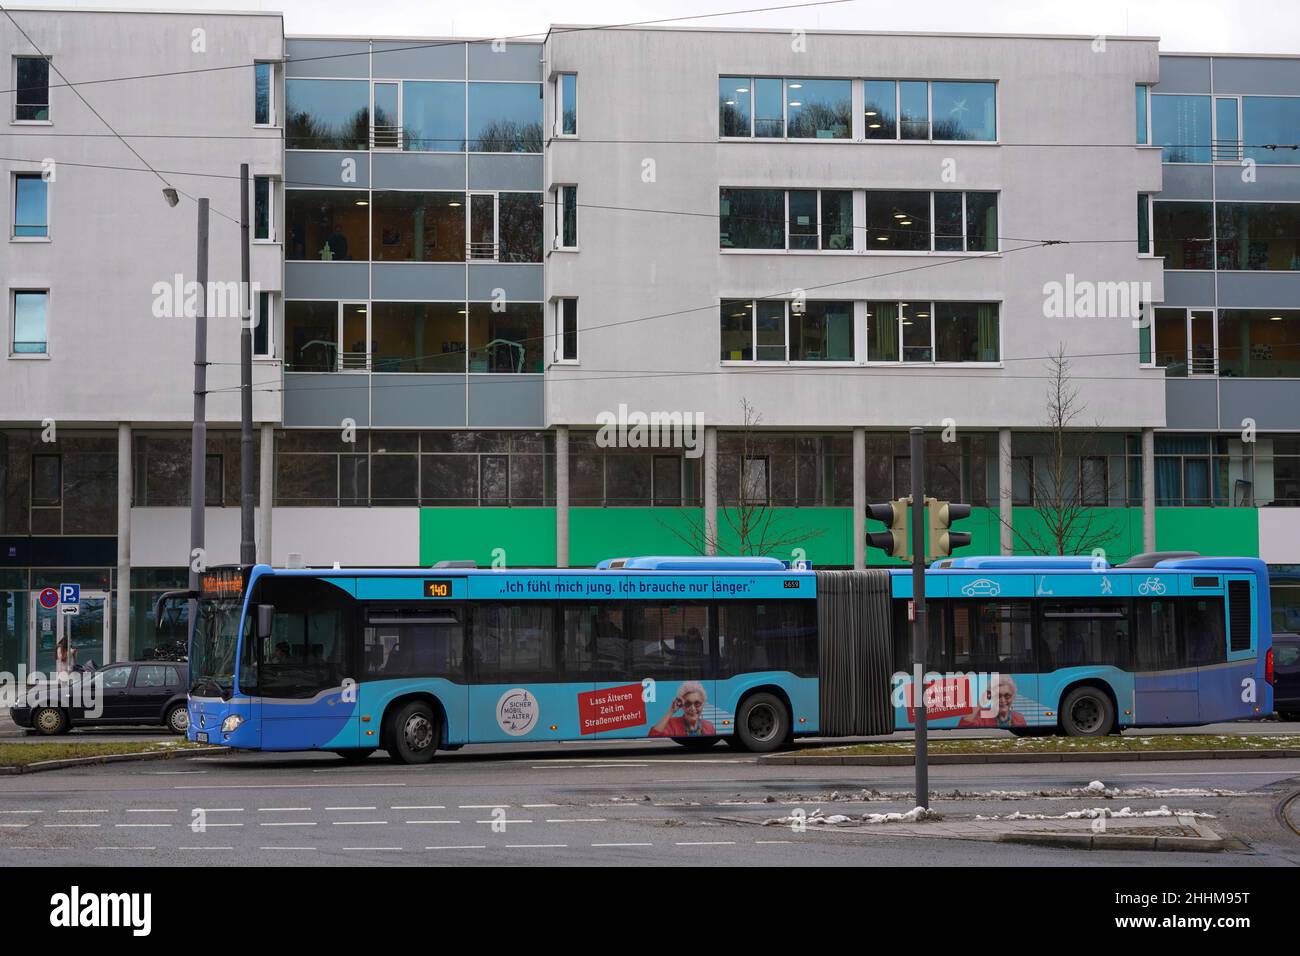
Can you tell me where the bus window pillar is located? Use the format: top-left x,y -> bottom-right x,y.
259,423 -> 274,563
704,425 -> 718,556
999,427 -> 1013,556
1142,427 -> 1156,551
115,421 -> 131,662
853,427 -> 865,569
556,425 -> 570,568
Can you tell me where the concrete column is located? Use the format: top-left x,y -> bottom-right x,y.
1142,427 -> 1156,552
259,424 -> 274,564
555,426 -> 569,568
998,428 -> 1013,556
852,428 -> 866,569
115,423 -> 131,662
703,426 -> 718,556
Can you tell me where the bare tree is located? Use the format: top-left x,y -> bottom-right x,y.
1002,345 -> 1120,556
662,399 -> 825,558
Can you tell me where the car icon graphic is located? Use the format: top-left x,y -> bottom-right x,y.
961,578 -> 1001,597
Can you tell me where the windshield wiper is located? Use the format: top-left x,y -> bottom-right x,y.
189,676 -> 231,700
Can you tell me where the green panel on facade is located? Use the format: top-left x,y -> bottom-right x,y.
1156,507 -> 1259,557
712,507 -> 853,565
419,507 -> 557,567
570,508 -> 705,566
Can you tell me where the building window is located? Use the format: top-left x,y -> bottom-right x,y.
1012,456 -> 1034,506
719,188 -> 853,251
253,292 -> 273,358
556,185 -> 577,248
205,454 -> 223,507
1214,96 -> 1240,161
467,82 -> 542,152
14,56 -> 49,122
371,191 -> 466,262
1151,94 -> 1211,163
283,301 -> 339,371
11,290 -> 47,355
867,301 -> 1000,364
1135,85 -> 1149,145
253,176 -> 274,241
402,81 -> 465,151
13,173 -> 48,238
1218,309 -> 1300,378
285,79 -> 369,150
557,73 -> 577,136
370,302 -> 464,373
742,457 -> 770,503
31,454 -> 61,506
1081,457 -> 1108,506
863,190 -> 998,252
1215,203 -> 1300,271
1152,201 -> 1213,269
557,298 -> 578,363
1243,96 -> 1300,165
1137,194 -> 1151,255
720,300 -> 853,363
285,189 -> 368,261
718,76 -> 850,139
254,62 -> 274,125
469,302 -> 543,372
865,79 -> 996,141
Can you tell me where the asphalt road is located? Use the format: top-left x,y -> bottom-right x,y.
1,738 -> 1297,866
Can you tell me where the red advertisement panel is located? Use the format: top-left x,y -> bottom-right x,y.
903,675 -> 974,722
578,683 -> 647,735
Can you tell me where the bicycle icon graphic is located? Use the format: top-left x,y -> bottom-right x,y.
1137,576 -> 1167,596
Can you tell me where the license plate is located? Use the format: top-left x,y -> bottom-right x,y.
196,732 -> 209,743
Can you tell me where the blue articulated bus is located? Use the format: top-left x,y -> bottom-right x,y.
181,552 -> 1274,764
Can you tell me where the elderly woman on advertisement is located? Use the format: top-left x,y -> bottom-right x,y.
649,680 -> 716,737
957,674 -> 1027,728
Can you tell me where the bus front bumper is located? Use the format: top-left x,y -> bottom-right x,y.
188,697 -> 257,747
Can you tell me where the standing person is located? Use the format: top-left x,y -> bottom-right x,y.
55,638 -> 77,677
649,680 -> 716,738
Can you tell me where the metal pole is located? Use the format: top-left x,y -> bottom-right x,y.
189,199 -> 209,610
909,426 -> 928,810
239,164 -> 256,566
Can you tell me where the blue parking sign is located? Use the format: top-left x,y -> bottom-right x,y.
60,583 -> 80,605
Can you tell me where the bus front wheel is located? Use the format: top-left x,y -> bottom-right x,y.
1060,687 -> 1115,737
735,693 -> 790,753
386,701 -> 439,765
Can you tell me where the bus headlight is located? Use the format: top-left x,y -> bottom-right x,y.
221,715 -> 244,734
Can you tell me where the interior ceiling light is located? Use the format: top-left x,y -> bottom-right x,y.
789,83 -> 802,89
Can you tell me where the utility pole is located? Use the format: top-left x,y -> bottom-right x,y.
909,426 -> 929,810
189,199 -> 209,604
239,163 -> 256,566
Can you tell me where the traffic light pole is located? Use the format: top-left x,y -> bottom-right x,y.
909,426 -> 929,810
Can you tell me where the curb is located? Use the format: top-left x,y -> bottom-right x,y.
0,746 -> 226,775
999,820 -> 1224,853
762,748 -> 1300,767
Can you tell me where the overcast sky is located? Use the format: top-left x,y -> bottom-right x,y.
10,0 -> 1300,54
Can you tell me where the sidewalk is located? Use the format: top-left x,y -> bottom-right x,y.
0,712 -> 25,738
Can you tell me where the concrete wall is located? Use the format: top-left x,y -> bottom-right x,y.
0,9 -> 284,426
543,28 -> 1166,429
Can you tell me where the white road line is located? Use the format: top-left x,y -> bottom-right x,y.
755,840 -> 795,844
332,820 -> 387,826
425,845 -> 486,850
176,783 -> 405,790
546,818 -> 607,823
475,818 -> 531,824
342,847 -> 402,851
532,766 -> 578,770
0,823 -> 30,829
258,807 -> 311,813
325,806 -> 376,811
57,809 -> 108,814
114,824 -> 173,828
0,810 -> 42,814
675,841 -> 736,846
126,809 -> 179,814
521,803 -> 560,808
405,820 -> 460,825
592,842 -> 653,847
94,847 -> 155,851
261,846 -> 316,851
459,804 -> 509,809
44,824 -> 100,829
194,808 -> 244,813
506,844 -> 567,849
260,822 -> 317,827
144,770 -> 207,774
391,805 -> 445,810
179,846 -> 234,850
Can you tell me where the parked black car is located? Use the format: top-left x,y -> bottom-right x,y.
9,661 -> 190,736
1275,633 -> 1300,721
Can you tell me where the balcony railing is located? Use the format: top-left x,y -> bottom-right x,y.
1212,139 -> 1244,162
370,125 -> 402,150
467,241 -> 499,261
339,351 -> 370,372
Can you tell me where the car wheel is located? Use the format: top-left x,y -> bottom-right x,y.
1060,686 -> 1116,737
386,701 -> 439,765
164,703 -> 189,735
32,707 -> 68,736
734,693 -> 790,753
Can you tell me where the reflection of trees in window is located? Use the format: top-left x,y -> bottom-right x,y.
286,107 -> 370,150
497,193 -> 543,262
470,118 -> 543,152
786,101 -> 851,138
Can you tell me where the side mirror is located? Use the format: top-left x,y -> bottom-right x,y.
154,590 -> 197,631
257,604 -> 275,640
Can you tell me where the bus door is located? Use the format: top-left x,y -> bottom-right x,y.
1133,585 -> 1197,726
1194,575 -> 1254,723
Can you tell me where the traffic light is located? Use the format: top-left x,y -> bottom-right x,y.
927,498 -> 972,559
867,498 -> 910,560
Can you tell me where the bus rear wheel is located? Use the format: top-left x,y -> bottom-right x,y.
1060,686 -> 1115,737
386,701 -> 439,765
734,693 -> 790,753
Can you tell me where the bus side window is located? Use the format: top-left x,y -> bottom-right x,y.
1183,597 -> 1226,665
473,604 -> 556,683
1135,600 -> 1179,670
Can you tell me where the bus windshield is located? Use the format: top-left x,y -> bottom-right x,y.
191,597 -> 244,698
